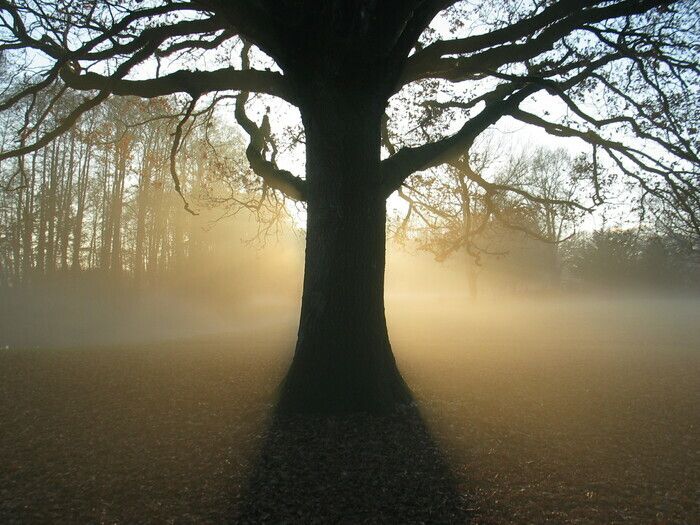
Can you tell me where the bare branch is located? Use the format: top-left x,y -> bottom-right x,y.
381,83 -> 540,196
234,92 -> 306,202
399,0 -> 672,87
60,66 -> 297,105
169,96 -> 199,215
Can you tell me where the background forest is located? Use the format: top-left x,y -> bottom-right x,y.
0,93 -> 697,304
0,94 -> 301,292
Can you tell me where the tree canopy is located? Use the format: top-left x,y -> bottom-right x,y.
0,0 -> 697,233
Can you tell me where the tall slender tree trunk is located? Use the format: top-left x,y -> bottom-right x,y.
72,142 -> 91,271
280,91 -> 410,413
36,148 -> 48,274
11,195 -> 23,284
59,132 -> 76,270
134,141 -> 152,283
21,155 -> 36,281
99,153 -> 113,271
110,152 -> 126,275
45,141 -> 59,274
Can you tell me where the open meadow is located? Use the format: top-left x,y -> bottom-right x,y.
1,293 -> 698,523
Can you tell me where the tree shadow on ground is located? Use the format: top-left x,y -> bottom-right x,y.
230,401 -> 470,523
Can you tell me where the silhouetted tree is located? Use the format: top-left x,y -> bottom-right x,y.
401,144 -> 585,296
0,1 -> 698,412
570,228 -> 641,286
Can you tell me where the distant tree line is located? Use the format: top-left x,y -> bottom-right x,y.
398,145 -> 699,295
564,228 -> 699,291
3,100 -> 697,297
0,93 -> 284,289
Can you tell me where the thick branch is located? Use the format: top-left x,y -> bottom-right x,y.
234,93 -> 306,202
400,0 -> 672,86
381,83 -> 540,196
420,0 -> 602,58
60,66 -> 297,105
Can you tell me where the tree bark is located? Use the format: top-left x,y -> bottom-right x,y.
279,92 -> 410,414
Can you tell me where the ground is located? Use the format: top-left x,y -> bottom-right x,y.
0,295 -> 698,523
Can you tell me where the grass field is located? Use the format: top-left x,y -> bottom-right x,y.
1,295 -> 698,523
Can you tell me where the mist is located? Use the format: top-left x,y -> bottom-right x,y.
4,225 -> 698,350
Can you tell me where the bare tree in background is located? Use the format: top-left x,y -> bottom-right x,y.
523,147 -> 587,287
0,94 -> 256,283
398,143 -> 585,297
0,0 -> 698,413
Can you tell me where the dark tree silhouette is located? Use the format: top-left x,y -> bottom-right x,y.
0,0 -> 698,412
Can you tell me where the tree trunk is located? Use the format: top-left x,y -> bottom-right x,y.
279,92 -> 410,414
134,140 -> 152,283
71,141 -> 91,271
45,141 -> 59,274
21,154 -> 36,281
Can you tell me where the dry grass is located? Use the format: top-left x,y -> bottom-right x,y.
1,295 -> 698,523
392,295 -> 700,523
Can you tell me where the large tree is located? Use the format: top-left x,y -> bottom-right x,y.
0,0 -> 698,412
